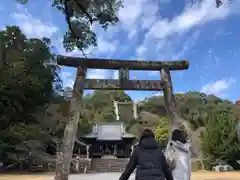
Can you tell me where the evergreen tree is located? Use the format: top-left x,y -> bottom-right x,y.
201,109 -> 240,169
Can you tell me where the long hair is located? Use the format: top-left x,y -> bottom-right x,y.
171,129 -> 187,144
140,128 -> 155,141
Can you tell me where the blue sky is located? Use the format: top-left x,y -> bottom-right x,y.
1,0 -> 240,102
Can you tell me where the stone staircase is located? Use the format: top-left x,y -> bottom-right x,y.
71,158 -> 92,173
91,158 -> 129,172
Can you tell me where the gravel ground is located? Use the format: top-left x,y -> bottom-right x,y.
69,172 -> 134,180
68,172 -> 240,180
1,172 -> 240,180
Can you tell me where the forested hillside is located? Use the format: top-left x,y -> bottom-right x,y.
79,90 -> 240,169
80,90 -> 240,152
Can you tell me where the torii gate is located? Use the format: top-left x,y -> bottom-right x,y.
55,55 -> 189,180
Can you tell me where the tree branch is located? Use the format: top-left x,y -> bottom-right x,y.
64,0 -> 88,59
216,0 -> 232,8
216,0 -> 223,7
74,0 -> 93,24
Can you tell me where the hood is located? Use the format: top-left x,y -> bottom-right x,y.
170,140 -> 190,153
139,137 -> 159,149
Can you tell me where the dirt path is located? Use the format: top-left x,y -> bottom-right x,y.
0,172 -> 239,180
192,171 -> 240,180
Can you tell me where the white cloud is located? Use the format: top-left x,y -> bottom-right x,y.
113,70 -> 119,79
60,70 -> 74,88
200,78 -> 236,96
117,0 -> 160,39
117,0 -> 172,38
172,29 -> 201,59
118,0 -> 143,31
136,45 -> 147,57
96,36 -> 118,54
146,0 -> 236,40
87,69 -> 108,79
11,5 -> 58,38
131,0 -> 240,63
60,68 -> 111,88
140,2 -> 159,30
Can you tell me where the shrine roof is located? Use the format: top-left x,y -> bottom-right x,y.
82,133 -> 97,138
82,121 -> 136,141
122,133 -> 136,138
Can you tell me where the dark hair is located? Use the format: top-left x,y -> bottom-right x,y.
171,129 -> 187,144
140,128 -> 155,140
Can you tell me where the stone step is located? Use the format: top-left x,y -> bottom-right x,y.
91,158 -> 129,172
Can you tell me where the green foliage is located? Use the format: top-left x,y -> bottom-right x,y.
155,117 -> 170,147
17,0 -> 123,52
201,109 -> 240,169
0,26 -> 61,167
138,95 -> 166,116
139,92 -> 239,130
0,26 -> 61,115
16,0 -> 28,4
81,90 -> 132,123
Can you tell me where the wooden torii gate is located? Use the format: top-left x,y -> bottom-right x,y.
55,55 -> 189,180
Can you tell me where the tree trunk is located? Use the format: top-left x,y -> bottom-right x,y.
55,66 -> 87,180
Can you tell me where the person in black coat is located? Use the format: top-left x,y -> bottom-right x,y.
119,128 -> 174,180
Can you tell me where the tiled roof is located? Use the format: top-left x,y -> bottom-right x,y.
82,122 -> 136,140
122,133 -> 136,138
97,124 -> 122,140
82,132 -> 97,138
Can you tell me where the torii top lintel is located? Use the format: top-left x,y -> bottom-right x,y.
57,55 -> 189,71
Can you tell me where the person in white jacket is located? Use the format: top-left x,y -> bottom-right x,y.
165,128 -> 191,180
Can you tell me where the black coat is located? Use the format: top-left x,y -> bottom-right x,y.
119,137 -> 174,180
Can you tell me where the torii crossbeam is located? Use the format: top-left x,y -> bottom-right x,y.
57,55 -> 189,91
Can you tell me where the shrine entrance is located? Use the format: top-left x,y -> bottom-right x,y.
81,122 -> 136,159
55,55 -> 189,179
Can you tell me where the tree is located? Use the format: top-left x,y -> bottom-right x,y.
17,0 -> 123,54
201,109 -> 240,169
178,92 -> 206,130
0,26 -> 60,125
138,96 -> 167,116
81,90 -> 132,123
0,26 -> 61,169
155,117 -> 170,148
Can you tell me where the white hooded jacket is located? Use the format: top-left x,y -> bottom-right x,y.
165,140 -> 191,180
